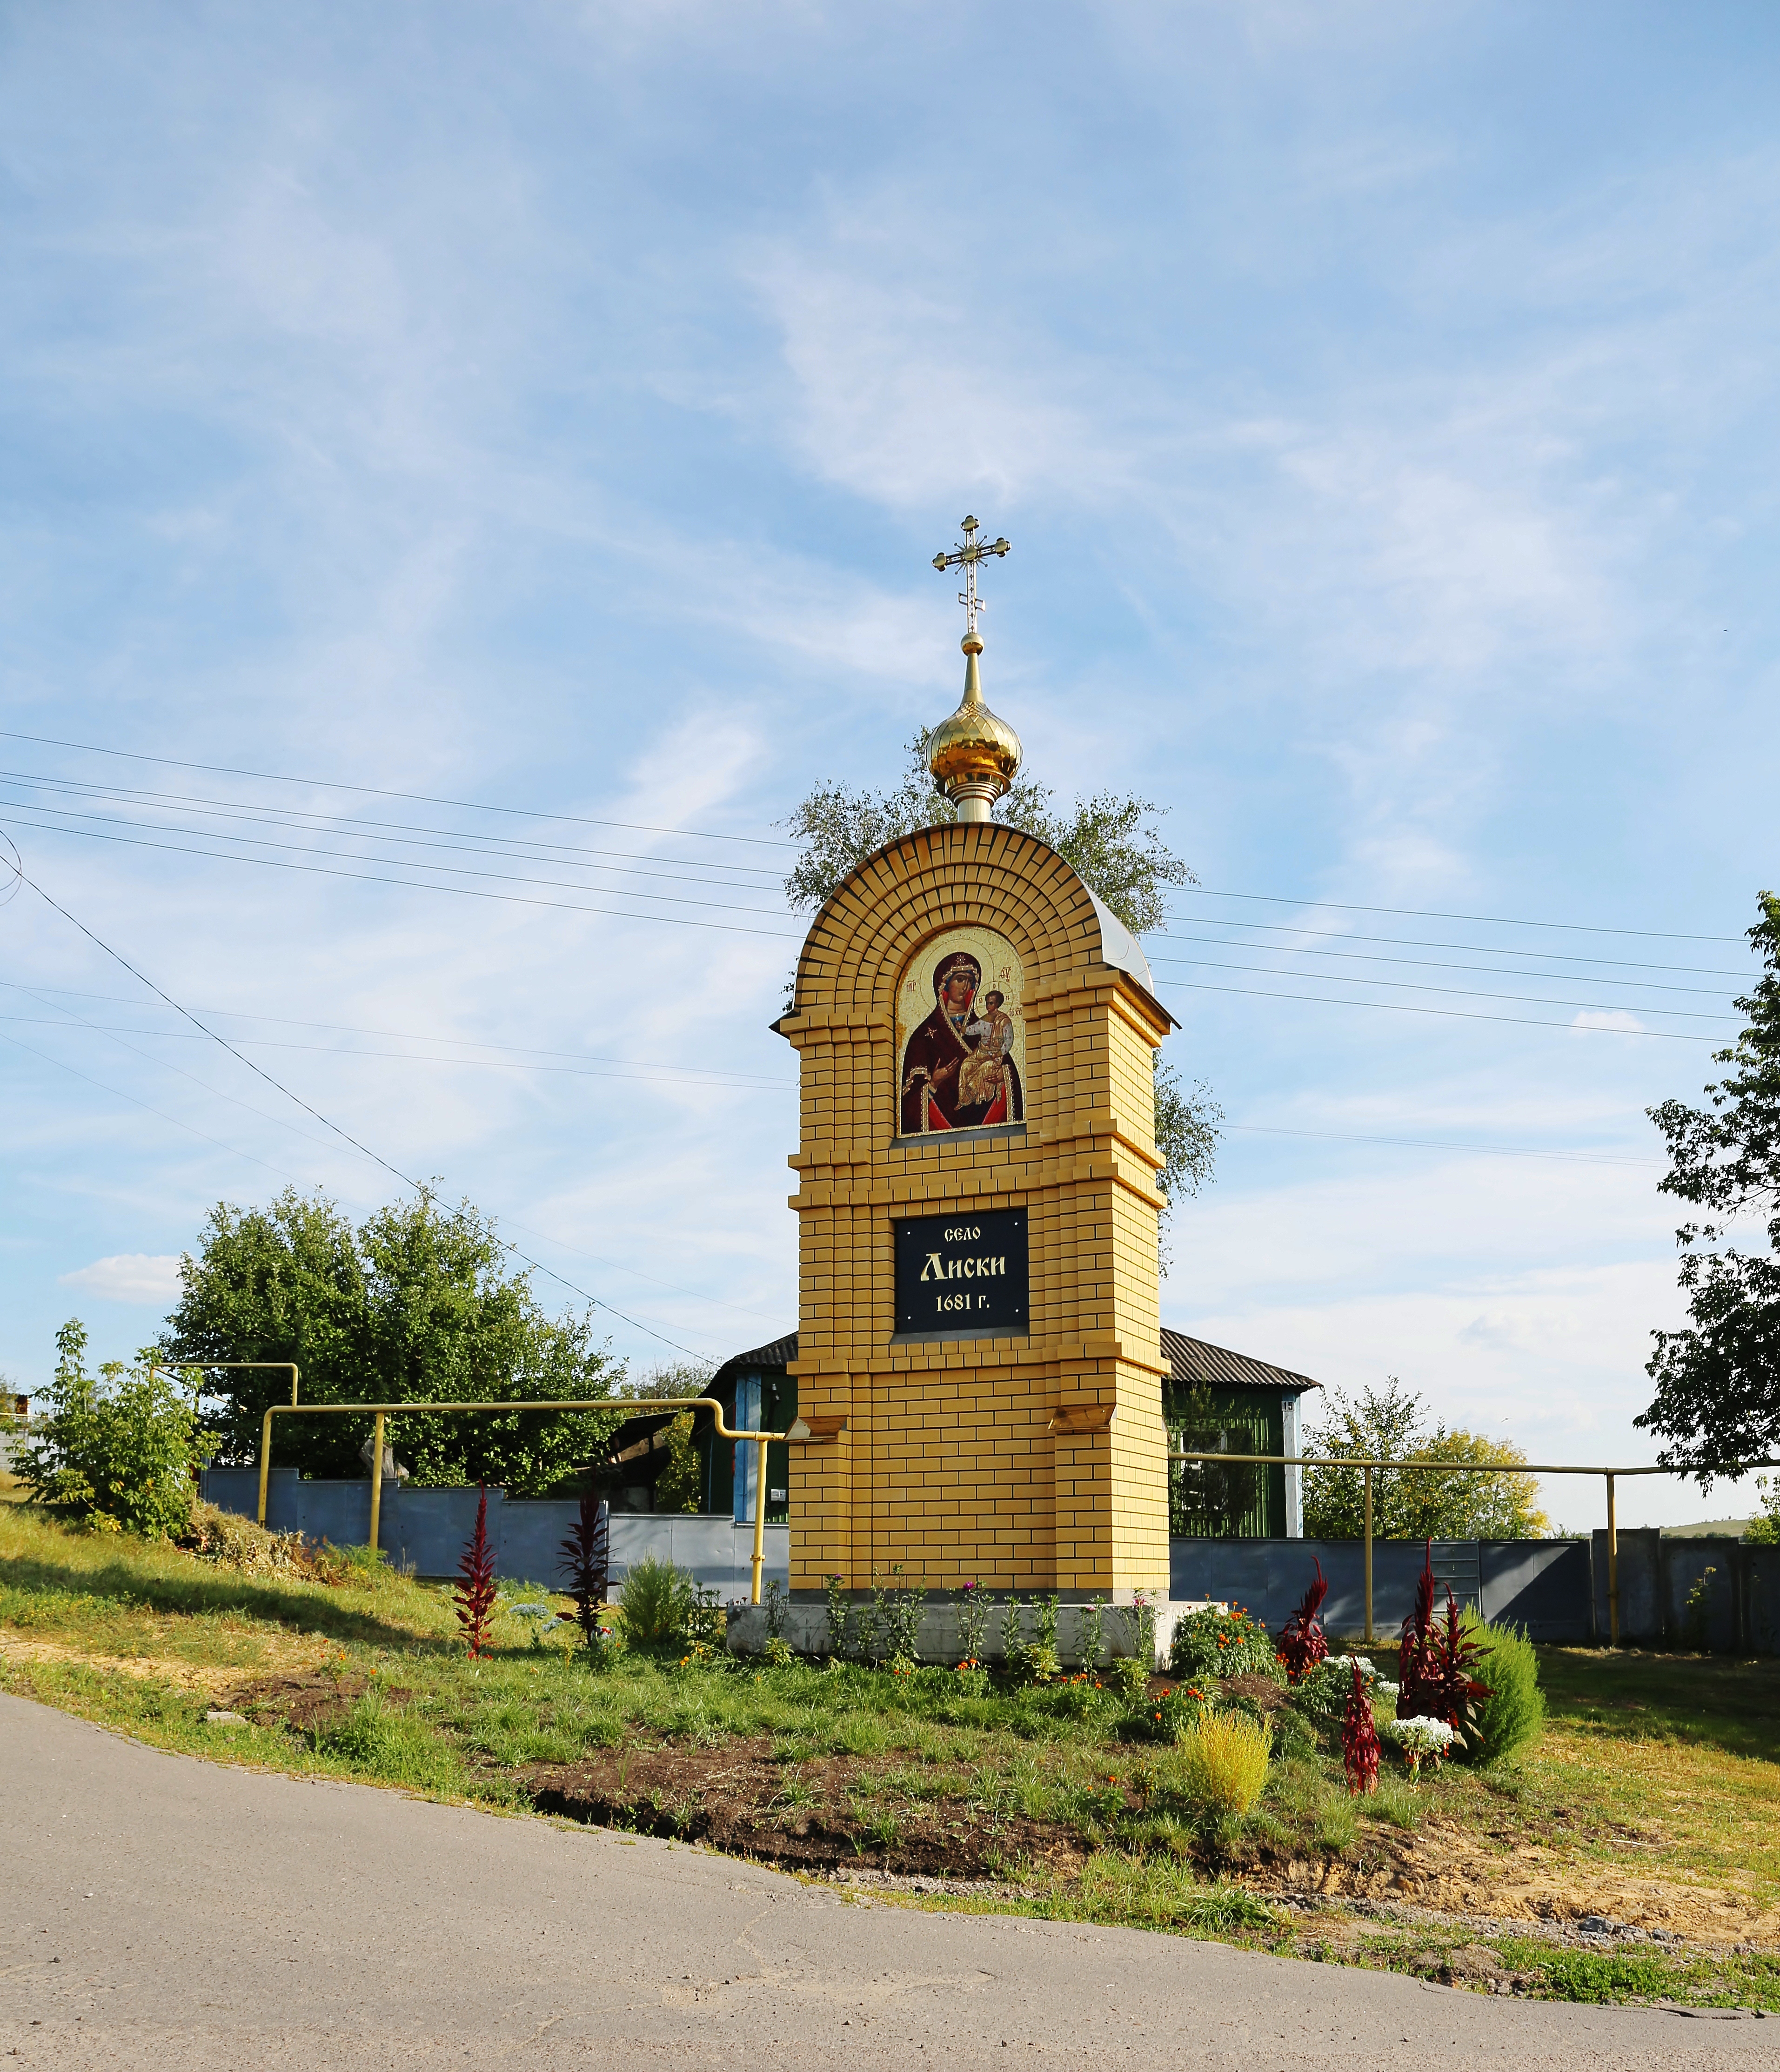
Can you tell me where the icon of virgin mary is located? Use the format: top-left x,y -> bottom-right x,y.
899,949 -> 1024,1133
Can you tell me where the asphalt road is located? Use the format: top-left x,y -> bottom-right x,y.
0,1692 -> 1773,2069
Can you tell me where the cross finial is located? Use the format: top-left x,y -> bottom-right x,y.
932,515 -> 1010,641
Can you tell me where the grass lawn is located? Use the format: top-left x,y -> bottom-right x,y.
3,1504 -> 1777,2011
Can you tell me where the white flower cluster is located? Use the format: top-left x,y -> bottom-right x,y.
1375,1680 -> 1401,1699
1325,1654 -> 1376,1680
1382,1715 -> 1455,1755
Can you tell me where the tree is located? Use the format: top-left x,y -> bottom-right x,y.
781,733 -> 1191,936
619,1359 -> 716,1402
780,734 -> 1221,1242
1301,1379 -> 1549,1540
1638,893 -> 1780,1482
20,1319 -> 211,1536
159,1187 -> 622,1495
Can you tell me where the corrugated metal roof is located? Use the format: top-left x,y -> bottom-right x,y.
1162,1328 -> 1320,1396
708,1333 -> 797,1397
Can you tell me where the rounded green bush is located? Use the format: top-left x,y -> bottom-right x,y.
1467,1617 -> 1546,1763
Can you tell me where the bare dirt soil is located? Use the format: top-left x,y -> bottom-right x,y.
521,1738 -> 1084,1883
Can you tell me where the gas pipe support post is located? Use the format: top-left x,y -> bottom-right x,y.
368,1411 -> 388,1555
1606,1470 -> 1619,1648
1363,1465 -> 1374,1646
751,1435 -> 770,1607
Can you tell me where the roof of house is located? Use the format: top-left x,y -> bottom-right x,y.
1162,1328 -> 1320,1397
701,1329 -> 1316,1401
707,1334 -> 798,1399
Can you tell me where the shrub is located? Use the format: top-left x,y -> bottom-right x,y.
1297,1652 -> 1373,1715
1107,1653 -> 1150,1700
21,1321 -> 212,1537
621,1555 -> 694,1645
1169,1604 -> 1281,1682
1464,1617 -> 1546,1764
1173,1709 -> 1272,1818
956,1580 -> 990,1666
311,1541 -> 398,1590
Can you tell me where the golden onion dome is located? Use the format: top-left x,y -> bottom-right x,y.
927,631 -> 1023,809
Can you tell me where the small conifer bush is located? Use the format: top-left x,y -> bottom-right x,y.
1465,1616 -> 1546,1763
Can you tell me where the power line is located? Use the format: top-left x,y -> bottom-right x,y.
0,802 -> 795,922
0,818 -> 804,941
0,983 -> 794,1083
0,729 -> 798,849
6,864 -> 713,1357
0,1010 -> 794,1093
4,729 -> 1752,944
1172,888 -> 1747,945
1151,921 -> 1755,983
1222,1123 -> 1660,1169
1158,975 -> 1717,1040
0,770 -> 788,885
3,984 -> 1671,1173
1148,953 -> 1737,1023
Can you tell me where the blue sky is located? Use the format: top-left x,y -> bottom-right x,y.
3,2 -> 1776,1525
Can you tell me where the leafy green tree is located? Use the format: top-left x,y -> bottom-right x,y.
615,1361 -> 716,1513
20,1319 -> 212,1536
160,1187 -> 622,1495
780,733 -> 1220,1236
1639,894 -> 1780,1481
1744,1475 -> 1780,1544
1302,1379 -> 1549,1540
619,1359 -> 716,1402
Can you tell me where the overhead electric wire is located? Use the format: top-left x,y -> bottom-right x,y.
0,801 -> 796,920
1171,888 -> 1747,944
3,727 -> 1755,943
1151,917 -> 1755,982
0,1014 -> 796,1091
1157,975 -> 1716,1040
1222,1123 -> 1659,1169
0,984 -> 791,1085
0,1025 -> 301,1184
0,770 -> 788,886
0,817 -> 804,941
1152,924 -> 1757,986
6,863 -> 712,1357
0,728 -> 798,849
1147,953 -> 1736,1023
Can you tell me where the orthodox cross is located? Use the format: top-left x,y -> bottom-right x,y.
932,515 -> 1010,639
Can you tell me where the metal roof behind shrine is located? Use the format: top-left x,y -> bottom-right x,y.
1162,1328 -> 1321,1397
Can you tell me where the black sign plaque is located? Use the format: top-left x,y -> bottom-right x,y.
893,1208 -> 1029,1337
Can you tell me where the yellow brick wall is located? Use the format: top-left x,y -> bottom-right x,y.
778,823 -> 1176,1601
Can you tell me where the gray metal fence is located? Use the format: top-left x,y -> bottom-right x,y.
200,1469 -> 788,1597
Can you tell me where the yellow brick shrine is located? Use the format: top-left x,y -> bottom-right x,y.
775,520 -> 1177,1607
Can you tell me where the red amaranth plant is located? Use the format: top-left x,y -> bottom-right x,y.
1429,1584 -> 1492,1752
1397,1539 -> 1439,1719
1342,1658 -> 1379,1795
1275,1558 -> 1330,1682
455,1484 -> 498,1659
558,1490 -> 610,1649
